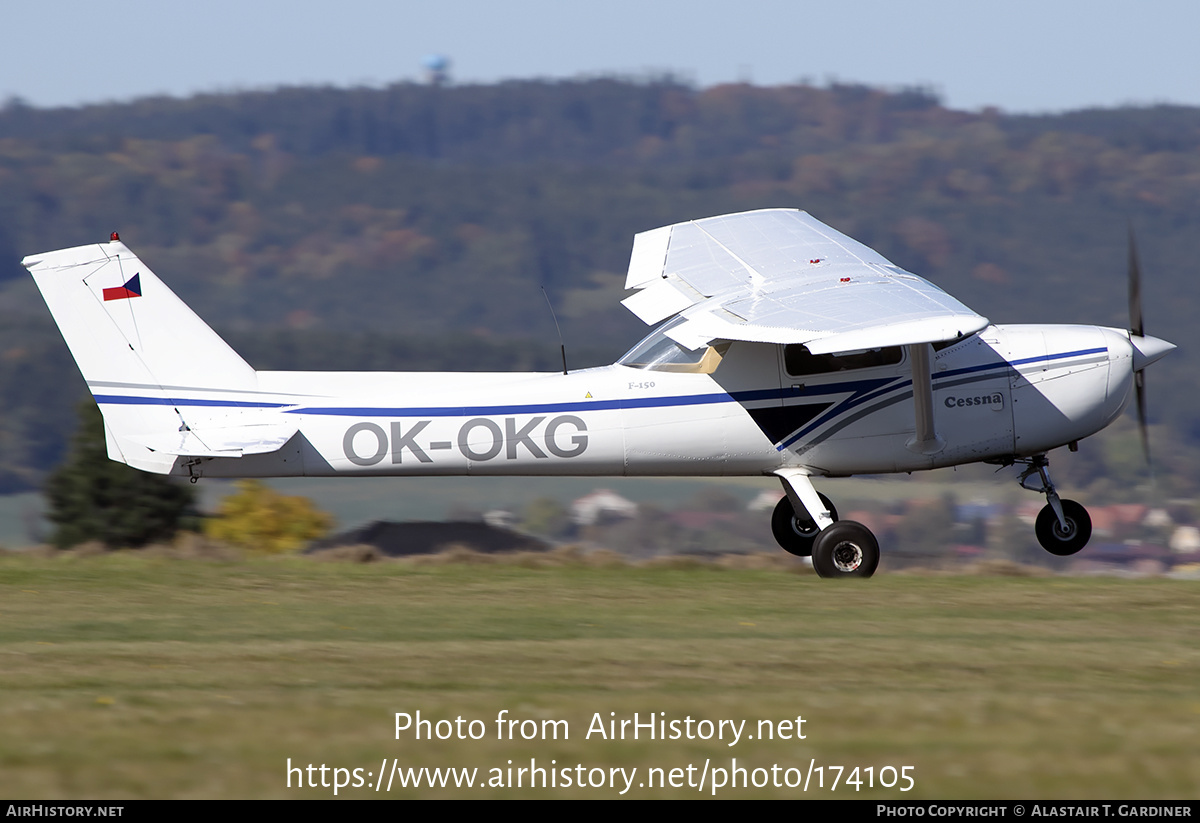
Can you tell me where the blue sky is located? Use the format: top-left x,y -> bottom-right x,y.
5,0 -> 1198,113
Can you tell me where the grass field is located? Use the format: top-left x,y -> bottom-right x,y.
1,550 -> 1197,799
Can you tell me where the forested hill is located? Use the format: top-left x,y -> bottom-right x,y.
6,80 -> 1200,161
0,81 -> 974,161
0,79 -> 1198,493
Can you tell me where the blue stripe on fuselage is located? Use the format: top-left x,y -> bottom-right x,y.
91,347 -> 1109,435
288,392 -> 733,417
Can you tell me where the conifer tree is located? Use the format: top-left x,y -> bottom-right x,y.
44,400 -> 196,548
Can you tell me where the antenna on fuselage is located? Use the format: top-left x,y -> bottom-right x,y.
541,286 -> 568,375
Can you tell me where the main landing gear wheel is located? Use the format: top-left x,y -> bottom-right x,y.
811,520 -> 879,578
771,493 -> 838,557
1034,499 -> 1092,556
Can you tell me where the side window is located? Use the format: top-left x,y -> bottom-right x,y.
618,317 -> 730,374
784,344 -> 903,377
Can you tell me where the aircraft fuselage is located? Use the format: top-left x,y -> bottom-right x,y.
168,323 -> 1133,481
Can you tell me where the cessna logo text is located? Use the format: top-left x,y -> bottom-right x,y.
944,393 -> 1004,409
342,415 -> 588,466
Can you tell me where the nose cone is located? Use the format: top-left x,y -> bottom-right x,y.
1130,334 -> 1176,371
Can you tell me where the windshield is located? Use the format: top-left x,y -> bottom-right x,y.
618,317 -> 729,374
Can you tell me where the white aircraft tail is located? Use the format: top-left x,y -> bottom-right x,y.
23,237 -> 292,473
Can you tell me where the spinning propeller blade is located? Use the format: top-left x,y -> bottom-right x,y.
1125,225 -> 1171,469
1129,226 -> 1148,465
1128,225 -> 1144,339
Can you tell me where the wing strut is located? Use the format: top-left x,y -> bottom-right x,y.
906,343 -> 945,455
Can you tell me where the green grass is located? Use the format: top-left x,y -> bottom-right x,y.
1,551 -> 1197,798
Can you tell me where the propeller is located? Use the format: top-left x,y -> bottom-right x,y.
1128,226 -> 1149,466
1126,225 -> 1176,469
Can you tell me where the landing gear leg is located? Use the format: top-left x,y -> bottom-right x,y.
772,469 -> 879,577
1018,455 -> 1091,556
772,470 -> 836,554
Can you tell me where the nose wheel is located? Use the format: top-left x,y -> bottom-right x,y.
1018,456 -> 1092,556
1034,499 -> 1092,556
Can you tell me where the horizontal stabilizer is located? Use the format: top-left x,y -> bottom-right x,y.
127,421 -> 299,458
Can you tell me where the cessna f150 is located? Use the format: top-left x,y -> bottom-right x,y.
24,209 -> 1175,578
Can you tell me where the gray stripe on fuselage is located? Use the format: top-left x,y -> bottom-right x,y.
87,380 -> 318,399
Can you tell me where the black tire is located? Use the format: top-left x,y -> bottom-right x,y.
771,493 -> 838,557
1034,499 -> 1092,556
811,520 -> 879,578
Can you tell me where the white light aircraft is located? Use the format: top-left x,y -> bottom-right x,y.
24,209 -> 1175,578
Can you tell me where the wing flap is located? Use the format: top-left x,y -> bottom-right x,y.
620,278 -> 701,324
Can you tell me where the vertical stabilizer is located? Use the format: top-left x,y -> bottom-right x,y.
23,239 -> 255,391
24,238 -> 261,472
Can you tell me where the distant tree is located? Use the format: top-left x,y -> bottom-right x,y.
205,480 -> 332,553
45,400 -> 197,549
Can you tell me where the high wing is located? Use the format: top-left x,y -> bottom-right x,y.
622,209 -> 988,354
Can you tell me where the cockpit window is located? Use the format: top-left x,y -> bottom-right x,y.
784,344 -> 902,377
619,317 -> 730,374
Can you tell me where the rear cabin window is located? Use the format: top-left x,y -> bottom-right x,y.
784,344 -> 903,377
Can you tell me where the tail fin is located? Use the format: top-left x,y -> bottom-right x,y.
23,238 -> 255,390
23,238 -> 292,474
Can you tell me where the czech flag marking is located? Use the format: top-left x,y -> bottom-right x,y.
103,273 -> 141,302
